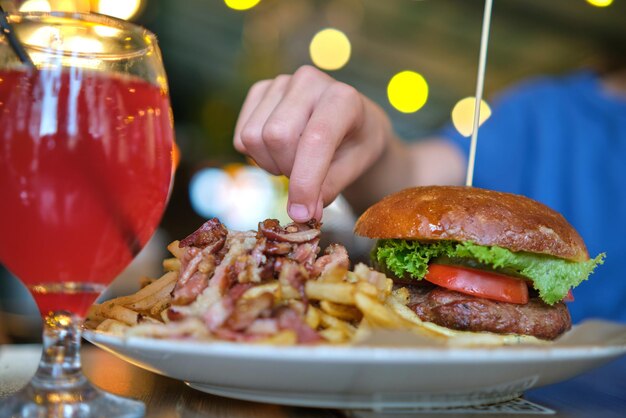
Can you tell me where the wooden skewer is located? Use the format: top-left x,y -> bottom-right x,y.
466,0 -> 494,187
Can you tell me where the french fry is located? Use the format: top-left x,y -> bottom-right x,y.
313,306 -> 357,344
95,318 -> 129,335
318,310 -> 356,336
255,330 -> 297,345
351,318 -> 374,342
318,327 -> 350,344
385,295 -> 449,339
105,271 -> 177,307
318,266 -> 349,283
166,240 -> 184,259
305,281 -> 355,305
353,263 -> 394,300
305,305 -> 321,329
162,257 -> 181,272
149,299 -> 171,317
139,315 -> 163,325
344,271 -> 360,284
86,304 -> 107,322
126,318 -> 209,339
126,277 -> 176,311
242,282 -> 279,300
387,293 -> 423,326
100,304 -> 141,326
279,283 -> 300,300
139,276 -> 156,288
392,287 -> 410,304
320,300 -> 362,322
355,282 -> 379,299
354,292 -> 405,330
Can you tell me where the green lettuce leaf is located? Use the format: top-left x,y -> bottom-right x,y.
374,240 -> 605,305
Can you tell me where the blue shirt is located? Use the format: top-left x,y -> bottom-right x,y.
441,70 -> 626,323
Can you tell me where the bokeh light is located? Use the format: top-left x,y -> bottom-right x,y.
18,0 -> 51,12
20,0 -> 89,12
586,0 -> 613,7
189,165 -> 278,231
97,0 -> 143,20
225,0 -> 261,11
387,71 -> 429,113
451,96 -> 492,137
309,28 -> 351,71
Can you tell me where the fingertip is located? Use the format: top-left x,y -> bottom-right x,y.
288,202 -> 312,223
233,137 -> 246,154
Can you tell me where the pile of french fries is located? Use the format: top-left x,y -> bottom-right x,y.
87,237 -> 452,345
87,241 -> 542,346
85,271 -> 178,336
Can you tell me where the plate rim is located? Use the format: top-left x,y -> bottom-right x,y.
83,328 -> 626,364
82,322 -> 626,410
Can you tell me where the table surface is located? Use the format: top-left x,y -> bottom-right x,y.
1,344 -> 625,418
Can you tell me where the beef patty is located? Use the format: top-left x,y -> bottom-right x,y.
406,285 -> 572,340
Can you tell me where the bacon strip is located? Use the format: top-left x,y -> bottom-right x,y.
314,243 -> 350,276
276,307 -> 322,344
171,219 -> 228,304
258,219 -> 321,243
179,218 -> 227,249
166,218 -> 344,344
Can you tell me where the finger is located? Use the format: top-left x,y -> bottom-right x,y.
234,80 -> 271,154
239,75 -> 292,175
313,196 -> 324,222
319,142 -> 377,208
318,105 -> 388,208
262,66 -> 333,176
287,82 -> 363,222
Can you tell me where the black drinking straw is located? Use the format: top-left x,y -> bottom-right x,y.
0,6 -> 35,68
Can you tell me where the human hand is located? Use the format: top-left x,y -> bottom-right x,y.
234,65 -> 391,222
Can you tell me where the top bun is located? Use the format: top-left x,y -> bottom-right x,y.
354,186 -> 589,262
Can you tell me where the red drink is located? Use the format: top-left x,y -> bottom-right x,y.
0,68 -> 174,317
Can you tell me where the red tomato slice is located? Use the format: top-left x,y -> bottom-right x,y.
424,264 -> 529,304
563,289 -> 575,302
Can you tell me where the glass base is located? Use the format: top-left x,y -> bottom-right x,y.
0,379 -> 145,418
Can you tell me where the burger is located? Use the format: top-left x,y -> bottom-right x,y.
354,186 -> 604,341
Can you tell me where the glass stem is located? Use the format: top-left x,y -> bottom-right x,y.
31,311 -> 88,393
0,310 -> 145,417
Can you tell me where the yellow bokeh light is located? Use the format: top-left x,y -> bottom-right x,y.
451,97 -> 492,137
387,71 -> 429,113
225,0 -> 261,11
309,28 -> 351,71
586,0 -> 613,7
97,0 -> 143,20
19,0 -> 51,12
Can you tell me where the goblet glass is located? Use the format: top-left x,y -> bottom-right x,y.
0,11 -> 175,417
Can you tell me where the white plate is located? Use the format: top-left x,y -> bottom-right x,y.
83,320 -> 626,410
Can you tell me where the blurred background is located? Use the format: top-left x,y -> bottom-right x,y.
1,0 -> 625,343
